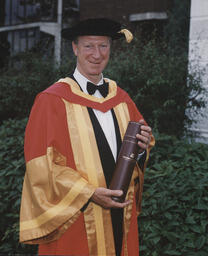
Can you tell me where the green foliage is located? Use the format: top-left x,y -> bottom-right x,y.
105,38 -> 207,137
0,51 -> 76,122
0,118 -> 37,254
164,0 -> 191,51
139,134 -> 208,256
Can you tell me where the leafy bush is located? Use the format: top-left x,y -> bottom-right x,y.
0,52 -> 76,122
139,134 -> 208,256
105,38 -> 207,137
0,118 -> 37,254
164,0 -> 191,52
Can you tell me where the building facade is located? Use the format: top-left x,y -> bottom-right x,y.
0,0 -> 171,66
79,0 -> 171,40
0,0 -> 79,66
79,0 -> 170,25
189,0 -> 208,142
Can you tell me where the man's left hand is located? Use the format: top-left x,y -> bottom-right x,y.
136,120 -> 152,153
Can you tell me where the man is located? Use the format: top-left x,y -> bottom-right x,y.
19,18 -> 155,256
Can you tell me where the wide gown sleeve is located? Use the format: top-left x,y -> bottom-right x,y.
19,93 -> 96,244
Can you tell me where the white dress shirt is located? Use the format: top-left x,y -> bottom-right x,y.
73,68 -> 118,161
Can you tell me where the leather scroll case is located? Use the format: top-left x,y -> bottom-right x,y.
110,121 -> 141,202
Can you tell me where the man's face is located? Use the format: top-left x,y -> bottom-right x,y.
72,36 -> 110,83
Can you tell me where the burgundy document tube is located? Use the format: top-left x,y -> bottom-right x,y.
110,121 -> 141,202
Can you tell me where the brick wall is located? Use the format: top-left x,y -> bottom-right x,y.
80,0 -> 171,25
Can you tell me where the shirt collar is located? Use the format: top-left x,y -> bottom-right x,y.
73,68 -> 104,95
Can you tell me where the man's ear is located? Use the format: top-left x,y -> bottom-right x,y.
72,41 -> 78,56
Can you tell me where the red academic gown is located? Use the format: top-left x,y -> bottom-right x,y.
19,77 -> 155,256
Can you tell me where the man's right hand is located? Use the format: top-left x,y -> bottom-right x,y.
91,187 -> 131,209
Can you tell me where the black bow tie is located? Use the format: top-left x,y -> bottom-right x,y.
87,81 -> 109,98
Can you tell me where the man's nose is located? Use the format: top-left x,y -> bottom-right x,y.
92,46 -> 101,58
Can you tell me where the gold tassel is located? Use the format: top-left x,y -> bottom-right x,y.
119,29 -> 133,43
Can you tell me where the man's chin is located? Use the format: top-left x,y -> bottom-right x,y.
88,66 -> 104,75
88,71 -> 103,77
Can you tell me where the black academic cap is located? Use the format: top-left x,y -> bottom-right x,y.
62,18 -> 133,43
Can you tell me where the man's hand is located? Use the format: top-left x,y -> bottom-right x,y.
91,187 -> 131,209
136,120 -> 152,153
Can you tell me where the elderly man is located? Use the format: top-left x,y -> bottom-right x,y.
19,18 -> 154,256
